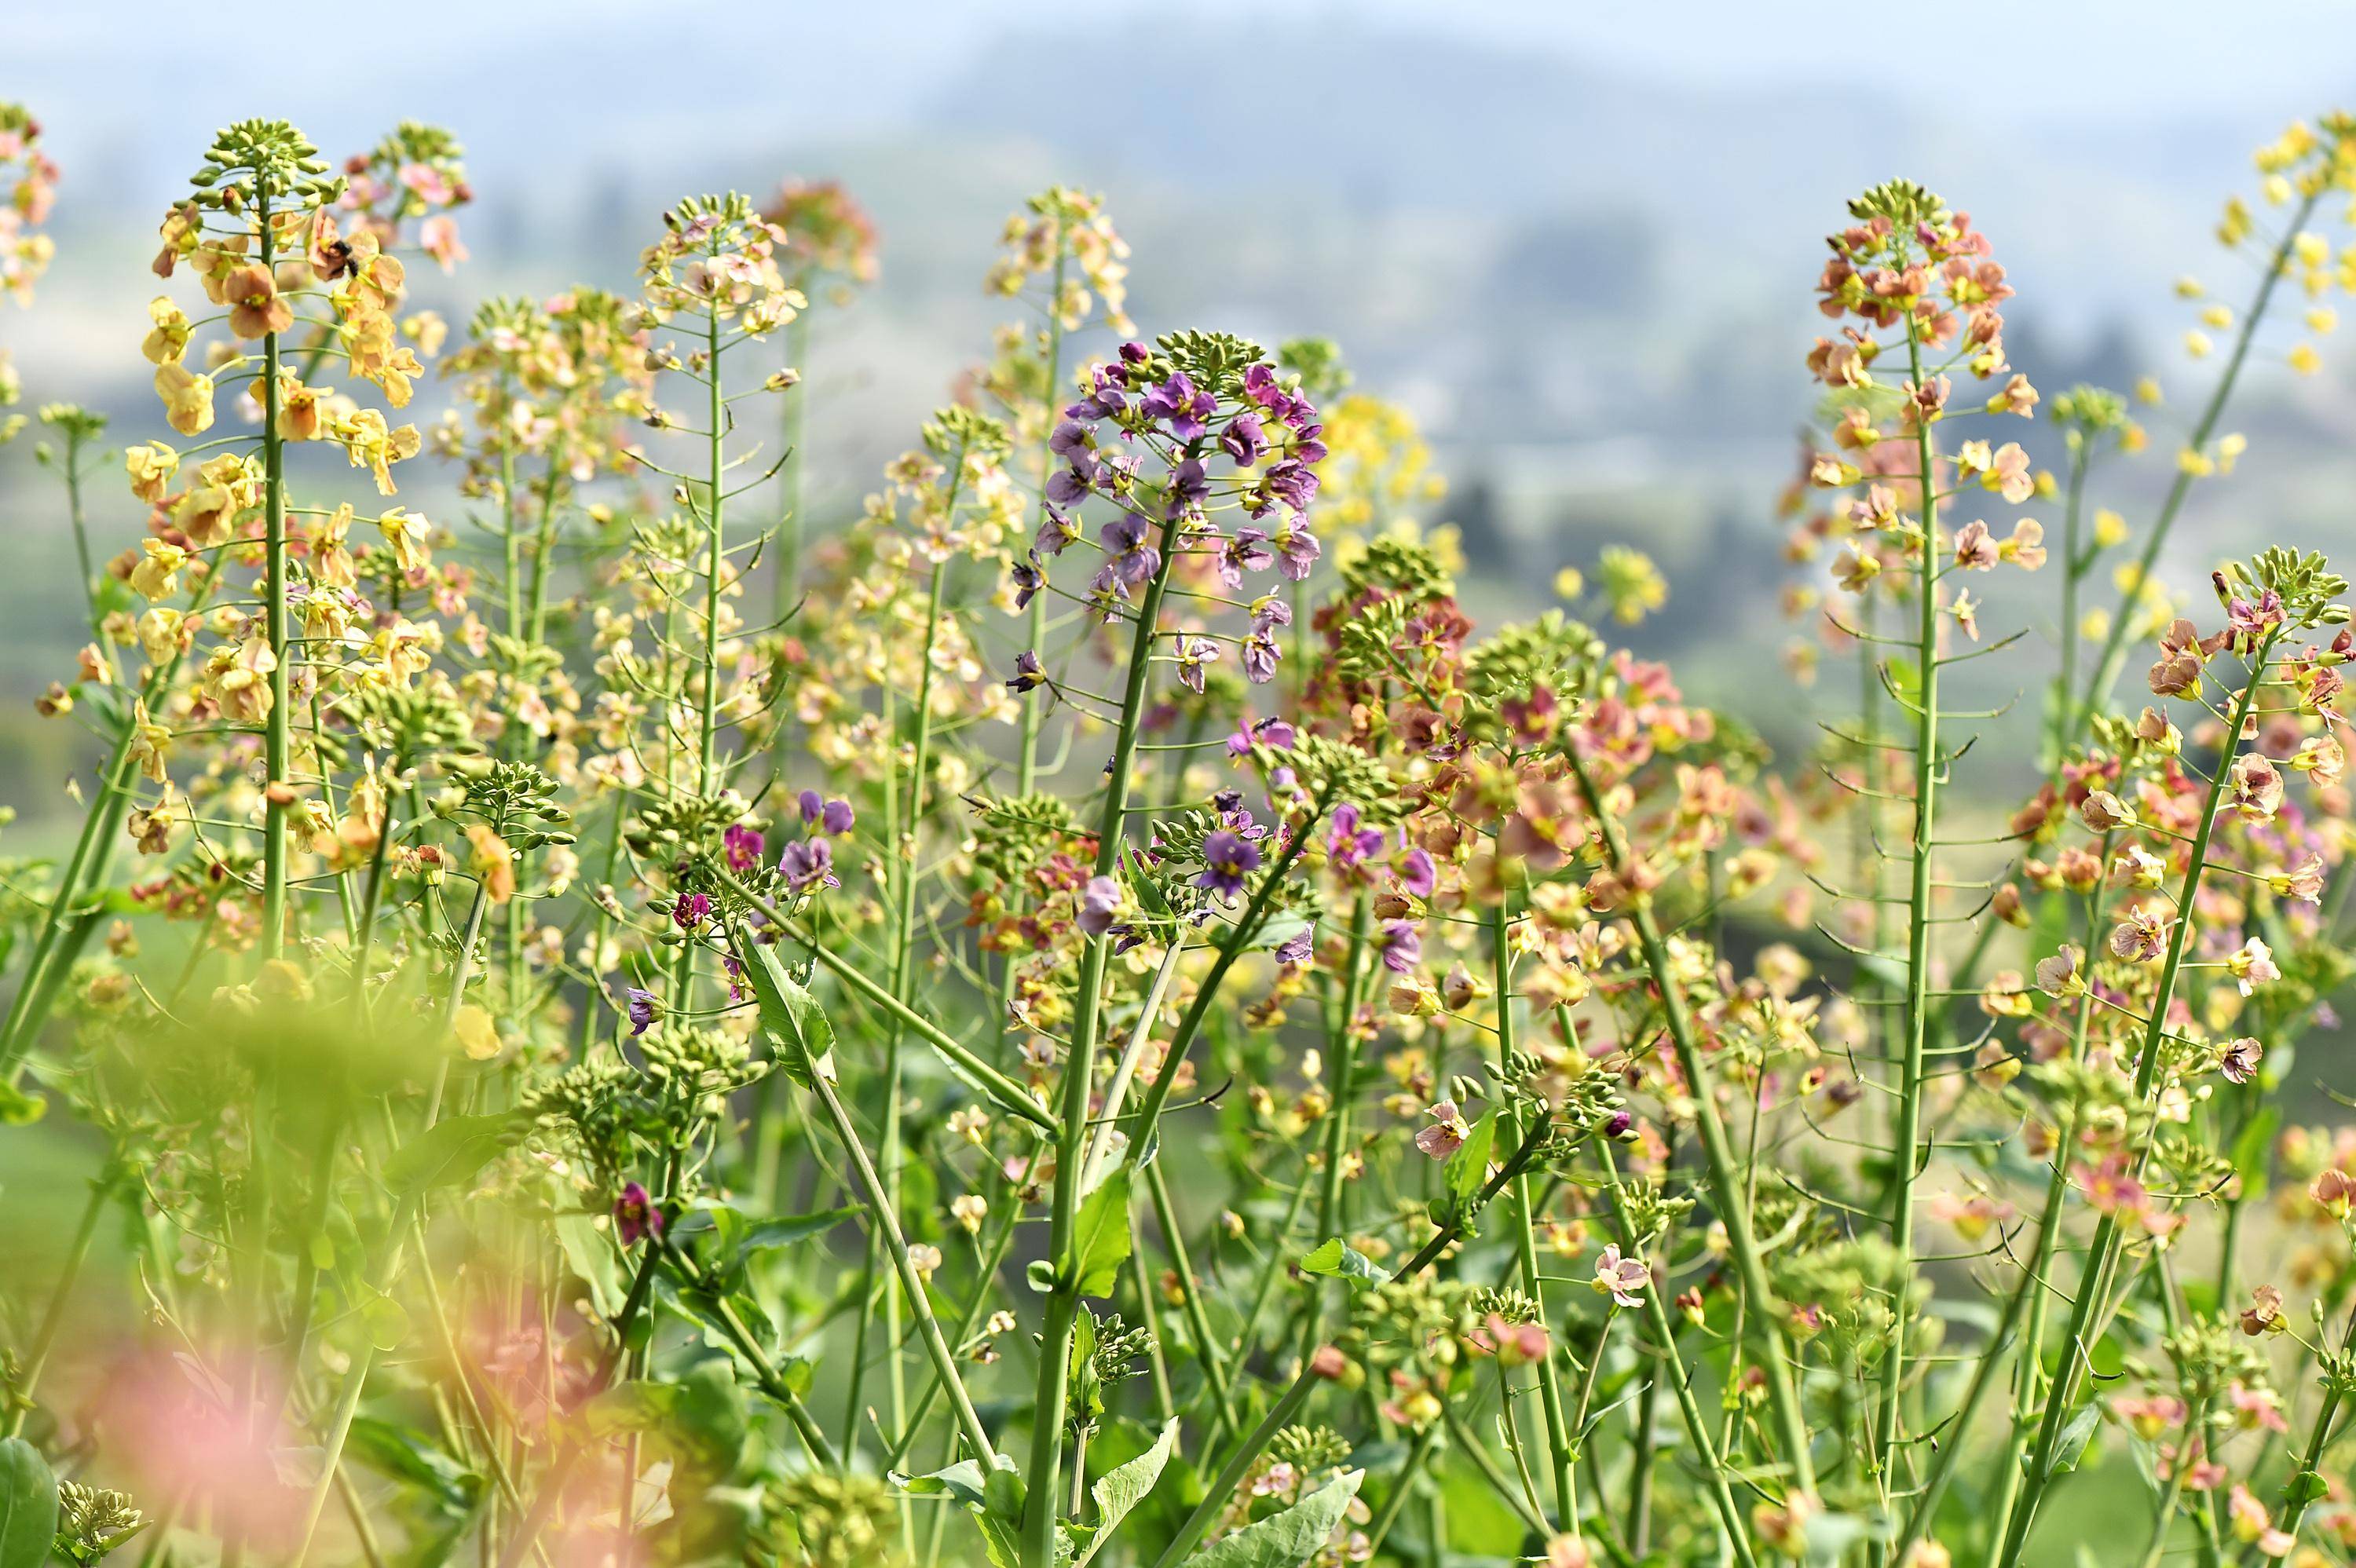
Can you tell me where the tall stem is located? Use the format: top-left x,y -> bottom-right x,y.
1878,317 -> 1944,1478
1994,632 -> 2277,1567
1560,740 -> 1817,1497
258,184 -> 291,961
1020,489 -> 1180,1568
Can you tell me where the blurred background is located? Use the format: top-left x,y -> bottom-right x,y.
7,0 -> 2356,835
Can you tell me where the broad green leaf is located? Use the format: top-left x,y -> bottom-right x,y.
0,1437 -> 57,1568
385,1112 -> 523,1201
1071,1168 -> 1134,1299
739,941 -> 836,1087
1180,1469 -> 1363,1568
2285,1468 -> 2330,1508
1298,1237 -> 1382,1293
1442,1112 -> 1495,1206
895,1457 -> 1026,1568
1077,1418 -> 1178,1567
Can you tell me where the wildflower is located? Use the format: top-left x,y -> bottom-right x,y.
1007,650 -> 1047,693
1396,847 -> 1436,898
1591,1245 -> 1649,1308
1414,1099 -> 1470,1160
1953,520 -> 1999,570
153,362 -> 214,436
222,263 -> 291,340
1195,829 -> 1261,902
2220,1036 -> 2263,1084
671,890 -> 712,930
951,1194 -> 987,1235
2312,1168 -> 2356,1219
2228,1484 -> 2293,1556
779,839 -> 836,891
2241,1285 -> 2286,1336
452,1003 -> 502,1061
624,987 -> 657,1037
613,1182 -> 664,1247
2110,909 -> 2168,963
1174,636 -> 1220,694
2229,937 -> 2279,996
2228,754 -> 2285,821
2271,854 -> 2326,901
2078,790 -> 2135,831
1377,920 -> 1421,974
1077,875 -> 1122,938
1482,1314 -> 1549,1367
723,823 -> 765,872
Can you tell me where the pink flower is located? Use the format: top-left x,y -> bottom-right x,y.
1414,1099 -> 1471,1160
613,1182 -> 664,1247
1591,1245 -> 1649,1308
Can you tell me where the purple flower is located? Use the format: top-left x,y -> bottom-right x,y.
1036,506 -> 1080,557
1220,411 -> 1267,465
1242,632 -> 1279,685
1008,649 -> 1046,693
1165,459 -> 1209,521
1327,804 -> 1386,875
1049,418 -> 1092,459
780,837 -> 836,891
1142,371 -> 1216,440
1273,928 -> 1314,965
1397,848 -> 1436,899
1176,636 -> 1220,695
1219,528 -> 1275,588
723,953 -> 745,1003
798,791 -> 854,835
613,1182 -> 663,1248
623,986 -> 657,1037
1078,875 -> 1121,938
1249,594 -> 1293,634
1101,514 -> 1162,590
723,823 -> 765,873
1378,921 -> 1422,974
1012,554 -> 1044,609
1196,829 -> 1262,902
1273,519 -> 1320,579
671,891 -> 712,930
1047,465 -> 1095,506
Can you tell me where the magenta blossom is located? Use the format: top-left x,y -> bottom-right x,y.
613,1182 -> 664,1248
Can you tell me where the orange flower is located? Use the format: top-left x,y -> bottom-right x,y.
223,262 -> 292,339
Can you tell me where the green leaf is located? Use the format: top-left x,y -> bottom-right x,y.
739,941 -> 836,1087
1077,1418 -> 1178,1567
384,1112 -> 522,1201
0,1437 -> 57,1568
0,1080 -> 43,1126
1071,1168 -> 1134,1299
1180,1469 -> 1363,1568
2048,1402 -> 2102,1478
1441,1112 -> 1495,1206
2285,1468 -> 2330,1508
579,1380 -> 679,1438
895,1457 -> 1026,1568
1298,1237 -> 1383,1294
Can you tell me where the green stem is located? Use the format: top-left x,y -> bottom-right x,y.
1560,740 -> 1816,1497
258,182 -> 291,962
1879,316 -> 1945,1483
1995,633 -> 2278,1568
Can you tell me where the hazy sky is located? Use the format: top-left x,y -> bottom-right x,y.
13,1 -> 2356,181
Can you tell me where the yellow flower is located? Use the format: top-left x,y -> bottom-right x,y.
125,440 -> 179,503
452,1003 -> 502,1061
379,506 -> 433,573
2093,508 -> 2127,548
2290,343 -> 2321,375
128,539 -> 188,600
141,296 -> 191,365
2184,330 -> 2214,359
154,361 -> 215,437
1553,566 -> 1585,600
